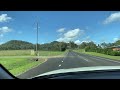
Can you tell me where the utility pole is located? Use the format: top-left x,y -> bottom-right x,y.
59,42 -> 62,51
70,41 -> 71,49
36,22 -> 39,57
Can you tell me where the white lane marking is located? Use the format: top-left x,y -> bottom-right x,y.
83,59 -> 89,62
80,53 -> 120,64
73,52 -> 89,62
72,52 -> 77,56
62,61 -> 63,62
74,51 -> 120,64
71,52 -> 75,56
62,51 -> 69,61
59,64 -> 61,67
106,59 -> 120,64
87,55 -> 120,64
79,56 -> 89,62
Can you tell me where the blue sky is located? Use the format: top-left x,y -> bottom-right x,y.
0,11 -> 120,45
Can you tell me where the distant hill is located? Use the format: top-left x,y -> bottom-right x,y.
0,40 -> 77,51
0,40 -> 35,50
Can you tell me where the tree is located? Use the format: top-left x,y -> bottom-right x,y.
69,41 -> 77,49
0,40 -> 34,50
100,42 -> 108,48
59,42 -> 67,51
79,42 -> 87,49
114,40 -> 120,45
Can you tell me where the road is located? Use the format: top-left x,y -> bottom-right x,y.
17,51 -> 120,78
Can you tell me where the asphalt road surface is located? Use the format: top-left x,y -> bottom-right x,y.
17,51 -> 120,79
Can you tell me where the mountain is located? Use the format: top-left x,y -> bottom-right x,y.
0,40 -> 35,50
0,40 -> 77,51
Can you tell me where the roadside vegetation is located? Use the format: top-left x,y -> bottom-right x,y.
0,57 -> 46,76
75,40 -> 120,56
74,49 -> 120,60
0,40 -> 75,56
74,40 -> 120,60
0,40 -> 77,52
0,39 -> 120,57
0,50 -> 33,56
38,50 -> 67,56
0,39 -> 120,76
0,50 -> 65,56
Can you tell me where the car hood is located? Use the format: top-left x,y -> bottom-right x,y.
31,66 -> 120,78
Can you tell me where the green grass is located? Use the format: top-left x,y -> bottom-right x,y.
0,50 -> 66,56
0,50 -> 34,56
38,51 -> 66,56
0,57 -> 46,76
74,49 -> 85,53
0,50 -> 67,76
74,49 -> 120,60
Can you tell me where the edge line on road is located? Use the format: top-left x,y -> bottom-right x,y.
58,64 -> 61,67
90,55 -> 120,64
75,51 -> 120,64
16,58 -> 48,76
62,51 -> 69,61
72,51 -> 89,62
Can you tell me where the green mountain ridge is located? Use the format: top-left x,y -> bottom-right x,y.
0,40 -> 78,51
0,40 -> 35,50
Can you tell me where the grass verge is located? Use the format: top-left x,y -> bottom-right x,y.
0,57 -> 47,76
74,49 -> 120,60
0,50 -> 66,56
0,50 -> 34,56
38,50 -> 66,56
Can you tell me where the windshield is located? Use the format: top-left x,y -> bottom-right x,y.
0,11 -> 120,79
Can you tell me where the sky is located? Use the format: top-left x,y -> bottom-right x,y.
0,11 -> 120,45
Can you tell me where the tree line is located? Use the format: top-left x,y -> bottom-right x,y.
0,40 -> 120,56
0,40 -> 77,51
82,40 -> 120,56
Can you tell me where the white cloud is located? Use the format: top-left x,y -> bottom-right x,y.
0,26 -> 12,38
74,37 -> 92,45
64,29 -> 80,38
0,14 -> 12,22
41,42 -> 45,44
77,36 -> 91,43
103,12 -> 120,24
56,28 -> 84,42
57,28 -> 65,33
81,40 -> 91,43
113,37 -> 119,42
0,26 -> 12,33
75,40 -> 91,45
57,37 -> 73,42
74,40 -> 81,45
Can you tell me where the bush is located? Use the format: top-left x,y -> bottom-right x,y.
85,46 -> 90,52
85,47 -> 120,56
112,51 -> 120,56
104,50 -> 120,56
109,51 -> 116,56
61,48 -> 66,51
